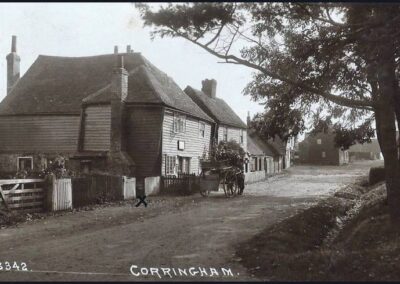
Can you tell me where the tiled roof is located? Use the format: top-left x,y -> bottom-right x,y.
0,53 -> 214,123
184,86 -> 247,129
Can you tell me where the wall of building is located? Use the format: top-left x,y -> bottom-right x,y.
299,132 -> 343,165
0,115 -> 80,152
126,105 -> 163,178
217,125 -> 247,152
161,109 -> 212,176
83,105 -> 111,151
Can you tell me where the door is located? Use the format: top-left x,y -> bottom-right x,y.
178,157 -> 190,174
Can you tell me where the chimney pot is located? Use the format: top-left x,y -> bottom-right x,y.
126,45 -> 131,53
11,35 -> 17,53
114,46 -> 118,54
201,79 -> 217,99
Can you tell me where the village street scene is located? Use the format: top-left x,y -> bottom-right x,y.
0,3 -> 399,282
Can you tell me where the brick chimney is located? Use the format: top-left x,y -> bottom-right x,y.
6,35 -> 20,94
108,54 -> 135,176
201,79 -> 217,99
126,45 -> 132,53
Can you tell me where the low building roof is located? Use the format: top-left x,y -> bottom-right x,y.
348,139 -> 381,153
184,86 -> 247,129
247,130 -> 278,157
0,53 -> 214,123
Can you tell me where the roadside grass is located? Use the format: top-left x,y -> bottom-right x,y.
236,176 -> 400,281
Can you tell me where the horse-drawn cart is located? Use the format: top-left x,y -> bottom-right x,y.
199,160 -> 244,197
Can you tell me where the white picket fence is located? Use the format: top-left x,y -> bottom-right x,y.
123,176 -> 136,200
51,178 -> 72,211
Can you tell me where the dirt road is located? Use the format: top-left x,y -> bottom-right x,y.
0,161 -> 382,281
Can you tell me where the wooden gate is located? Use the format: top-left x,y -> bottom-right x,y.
71,175 -> 123,207
0,179 -> 45,213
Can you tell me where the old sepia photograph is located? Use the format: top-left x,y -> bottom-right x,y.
0,2 -> 399,282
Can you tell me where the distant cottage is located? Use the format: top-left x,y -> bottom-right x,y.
0,36 -> 215,193
298,127 -> 349,166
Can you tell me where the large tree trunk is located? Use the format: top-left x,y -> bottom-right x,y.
375,7 -> 400,221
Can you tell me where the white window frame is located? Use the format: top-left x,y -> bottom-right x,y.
199,122 -> 205,138
165,155 -> 177,175
240,129 -> 244,144
17,156 -> 33,171
173,113 -> 186,133
317,139 -> 322,145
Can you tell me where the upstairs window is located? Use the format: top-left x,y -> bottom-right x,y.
173,113 -> 186,133
317,139 -> 322,145
240,129 -> 244,144
199,122 -> 205,138
223,127 -> 228,142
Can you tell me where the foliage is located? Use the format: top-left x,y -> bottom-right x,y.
38,155 -> 74,179
209,140 -> 246,170
136,3 -> 399,145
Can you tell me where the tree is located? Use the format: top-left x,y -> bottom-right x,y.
137,3 -> 400,220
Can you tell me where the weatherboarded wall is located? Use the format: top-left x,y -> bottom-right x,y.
217,124 -> 247,152
162,109 -> 212,176
83,105 -> 111,151
0,115 -> 80,173
126,105 -> 163,178
0,115 -> 80,152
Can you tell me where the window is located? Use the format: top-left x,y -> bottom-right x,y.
165,155 -> 176,175
317,139 -> 322,145
322,151 -> 326,158
223,127 -> 228,142
240,129 -> 244,144
199,122 -> 205,138
173,113 -> 186,133
250,157 -> 257,172
17,157 -> 33,171
80,160 -> 92,174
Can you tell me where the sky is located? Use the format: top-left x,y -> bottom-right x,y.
0,3 -> 265,122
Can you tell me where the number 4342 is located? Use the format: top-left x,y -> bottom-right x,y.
0,262 -> 28,271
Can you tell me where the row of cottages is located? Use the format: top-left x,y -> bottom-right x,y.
0,36 -> 216,194
245,130 -> 283,183
298,127 -> 349,166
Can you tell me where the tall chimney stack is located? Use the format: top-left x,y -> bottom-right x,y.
201,79 -> 217,99
126,45 -> 132,53
114,45 -> 118,54
6,35 -> 21,94
108,54 -> 135,175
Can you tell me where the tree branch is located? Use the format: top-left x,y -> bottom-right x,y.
171,28 -> 375,111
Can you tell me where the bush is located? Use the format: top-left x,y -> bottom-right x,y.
369,166 -> 385,185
